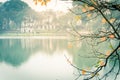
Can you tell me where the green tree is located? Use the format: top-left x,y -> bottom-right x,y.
0,0 -> 29,30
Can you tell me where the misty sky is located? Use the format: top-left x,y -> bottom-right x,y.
0,0 -> 73,12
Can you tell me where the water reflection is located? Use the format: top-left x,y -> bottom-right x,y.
0,39 -> 30,66
0,38 -> 70,66
0,38 -> 98,80
0,51 -> 75,80
0,38 -> 76,80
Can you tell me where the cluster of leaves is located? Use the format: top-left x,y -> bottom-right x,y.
33,0 -> 51,6
68,0 -> 120,80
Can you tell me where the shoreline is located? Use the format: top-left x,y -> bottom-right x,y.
0,35 -> 70,39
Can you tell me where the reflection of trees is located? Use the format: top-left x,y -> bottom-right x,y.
0,38 -> 69,66
0,39 -> 32,66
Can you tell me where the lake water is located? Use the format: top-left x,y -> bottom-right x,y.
0,37 -> 98,80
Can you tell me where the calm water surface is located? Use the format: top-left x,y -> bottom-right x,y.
0,37 -> 97,80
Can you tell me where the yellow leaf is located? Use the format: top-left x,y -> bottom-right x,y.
67,42 -> 73,48
100,37 -> 106,41
84,4 -> 88,8
75,16 -> 81,21
81,69 -> 86,75
88,7 -> 95,10
82,8 -> 87,12
110,18 -> 115,23
99,60 -> 105,66
87,13 -> 91,18
90,0 -> 97,5
38,0 -> 42,2
102,18 -> 107,23
106,50 -> 111,56
35,1 -> 37,5
108,34 -> 115,39
35,0 -> 51,6
46,0 -> 51,2
41,1 -> 46,6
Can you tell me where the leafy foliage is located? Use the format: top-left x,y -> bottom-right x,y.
0,0 -> 30,30
68,0 -> 120,80
33,0 -> 51,6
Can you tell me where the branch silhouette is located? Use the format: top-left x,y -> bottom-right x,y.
69,0 -> 120,80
